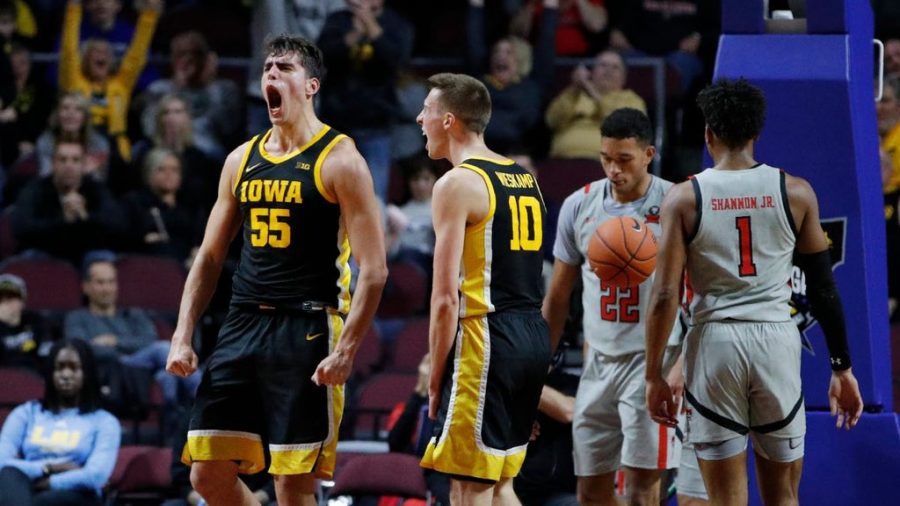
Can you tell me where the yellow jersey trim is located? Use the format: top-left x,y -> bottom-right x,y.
459,163 -> 497,229
465,156 -> 515,166
257,125 -> 331,164
314,134 -> 348,204
232,135 -> 259,195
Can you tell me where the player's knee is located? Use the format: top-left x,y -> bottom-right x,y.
577,478 -> 615,505
190,462 -> 236,496
273,473 -> 317,495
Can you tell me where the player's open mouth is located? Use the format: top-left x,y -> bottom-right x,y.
266,85 -> 283,116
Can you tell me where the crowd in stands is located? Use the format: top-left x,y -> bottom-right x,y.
0,0 -> 896,504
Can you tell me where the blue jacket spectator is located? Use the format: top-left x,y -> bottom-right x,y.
0,339 -> 121,506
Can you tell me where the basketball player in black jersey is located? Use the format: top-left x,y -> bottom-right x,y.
165,35 -> 387,506
416,73 -> 551,506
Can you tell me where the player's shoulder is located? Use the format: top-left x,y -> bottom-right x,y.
781,169 -> 817,204
320,135 -> 367,174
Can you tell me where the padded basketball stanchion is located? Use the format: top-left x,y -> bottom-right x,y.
713,1 -> 900,503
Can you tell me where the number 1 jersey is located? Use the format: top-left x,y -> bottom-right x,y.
230,126 -> 351,313
686,164 -> 796,324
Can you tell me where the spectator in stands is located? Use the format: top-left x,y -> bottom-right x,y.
64,256 -> 200,443
245,0 -> 344,136
139,31 -> 241,161
545,50 -> 646,159
0,43 -> 50,170
885,38 -> 900,81
466,0 -> 558,153
34,92 -> 111,180
878,76 -> 900,193
390,71 -> 429,162
12,140 -> 124,266
385,155 -> 437,276
513,364 -> 579,506
121,148 -> 204,266
318,0 -> 414,201
59,0 -> 162,166
511,0 -> 607,57
883,150 -> 900,320
0,339 -> 120,506
608,0 -> 706,94
132,94 -> 220,212
0,274 -> 51,371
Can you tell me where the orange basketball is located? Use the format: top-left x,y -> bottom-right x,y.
587,216 -> 657,288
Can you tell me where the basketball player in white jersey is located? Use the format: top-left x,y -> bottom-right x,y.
645,78 -> 863,506
544,108 -> 701,506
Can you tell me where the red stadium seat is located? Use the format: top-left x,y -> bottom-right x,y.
353,325 -> 385,380
106,446 -> 172,503
353,372 -> 418,440
0,256 -> 81,312
0,209 -> 19,260
115,255 -> 186,314
329,452 -> 429,501
0,367 -> 44,425
377,261 -> 428,319
536,158 -> 603,204
389,318 -> 429,372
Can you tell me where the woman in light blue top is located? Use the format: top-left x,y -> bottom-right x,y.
0,339 -> 121,506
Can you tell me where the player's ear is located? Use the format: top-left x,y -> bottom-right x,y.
306,77 -> 320,97
704,125 -> 713,147
645,144 -> 657,162
442,112 -> 455,130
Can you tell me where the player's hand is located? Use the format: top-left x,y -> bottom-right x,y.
665,359 -> 686,415
428,386 -> 441,420
166,338 -> 198,377
828,368 -> 863,430
646,376 -> 678,427
312,350 -> 352,386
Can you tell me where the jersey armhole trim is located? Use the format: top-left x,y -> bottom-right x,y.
459,163 -> 497,230
687,177 -> 702,244
779,170 -> 798,237
314,134 -> 348,205
232,135 -> 260,196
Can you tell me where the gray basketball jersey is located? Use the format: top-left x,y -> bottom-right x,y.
554,176 -> 681,356
686,164 -> 796,323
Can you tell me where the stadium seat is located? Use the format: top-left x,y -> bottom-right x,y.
0,209 -> 19,260
352,324 -> 385,380
377,260 -> 428,319
0,367 -> 44,425
389,318 -> 429,372
105,445 -> 172,504
0,256 -> 82,312
115,255 -> 187,314
329,452 -> 429,501
353,372 -> 418,440
536,158 -> 603,205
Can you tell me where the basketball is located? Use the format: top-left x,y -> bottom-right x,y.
586,216 -> 657,288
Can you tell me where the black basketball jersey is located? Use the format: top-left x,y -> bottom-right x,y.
457,157 -> 547,317
230,126 -> 351,312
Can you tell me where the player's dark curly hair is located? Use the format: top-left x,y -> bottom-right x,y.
264,34 -> 326,81
696,78 -> 766,150
600,108 -> 654,146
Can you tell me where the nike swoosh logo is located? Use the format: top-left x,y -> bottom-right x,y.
246,162 -> 264,172
631,219 -> 642,232
306,332 -> 324,341
789,437 -> 802,450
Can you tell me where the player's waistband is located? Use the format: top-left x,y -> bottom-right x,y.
232,300 -> 338,315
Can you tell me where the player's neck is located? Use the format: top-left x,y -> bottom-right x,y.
448,134 -> 499,167
711,145 -> 757,171
269,112 -> 325,154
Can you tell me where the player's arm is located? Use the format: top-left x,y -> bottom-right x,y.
538,385 -> 576,424
166,142 -> 245,377
313,139 -> 388,386
427,169 -> 480,419
786,174 -> 863,429
542,189 -> 586,352
644,181 -> 693,427
543,260 -> 579,353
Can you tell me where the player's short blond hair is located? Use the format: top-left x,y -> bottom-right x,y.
427,73 -> 492,134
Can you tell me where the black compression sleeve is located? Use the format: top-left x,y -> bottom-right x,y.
796,250 -> 852,371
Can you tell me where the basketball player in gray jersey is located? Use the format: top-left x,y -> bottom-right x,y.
645,79 -> 863,506
544,108 -> 699,506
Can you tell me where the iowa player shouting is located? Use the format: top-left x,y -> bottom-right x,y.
166,35 -> 386,506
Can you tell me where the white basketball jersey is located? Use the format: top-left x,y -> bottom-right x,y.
556,176 -> 680,356
686,164 -> 796,323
